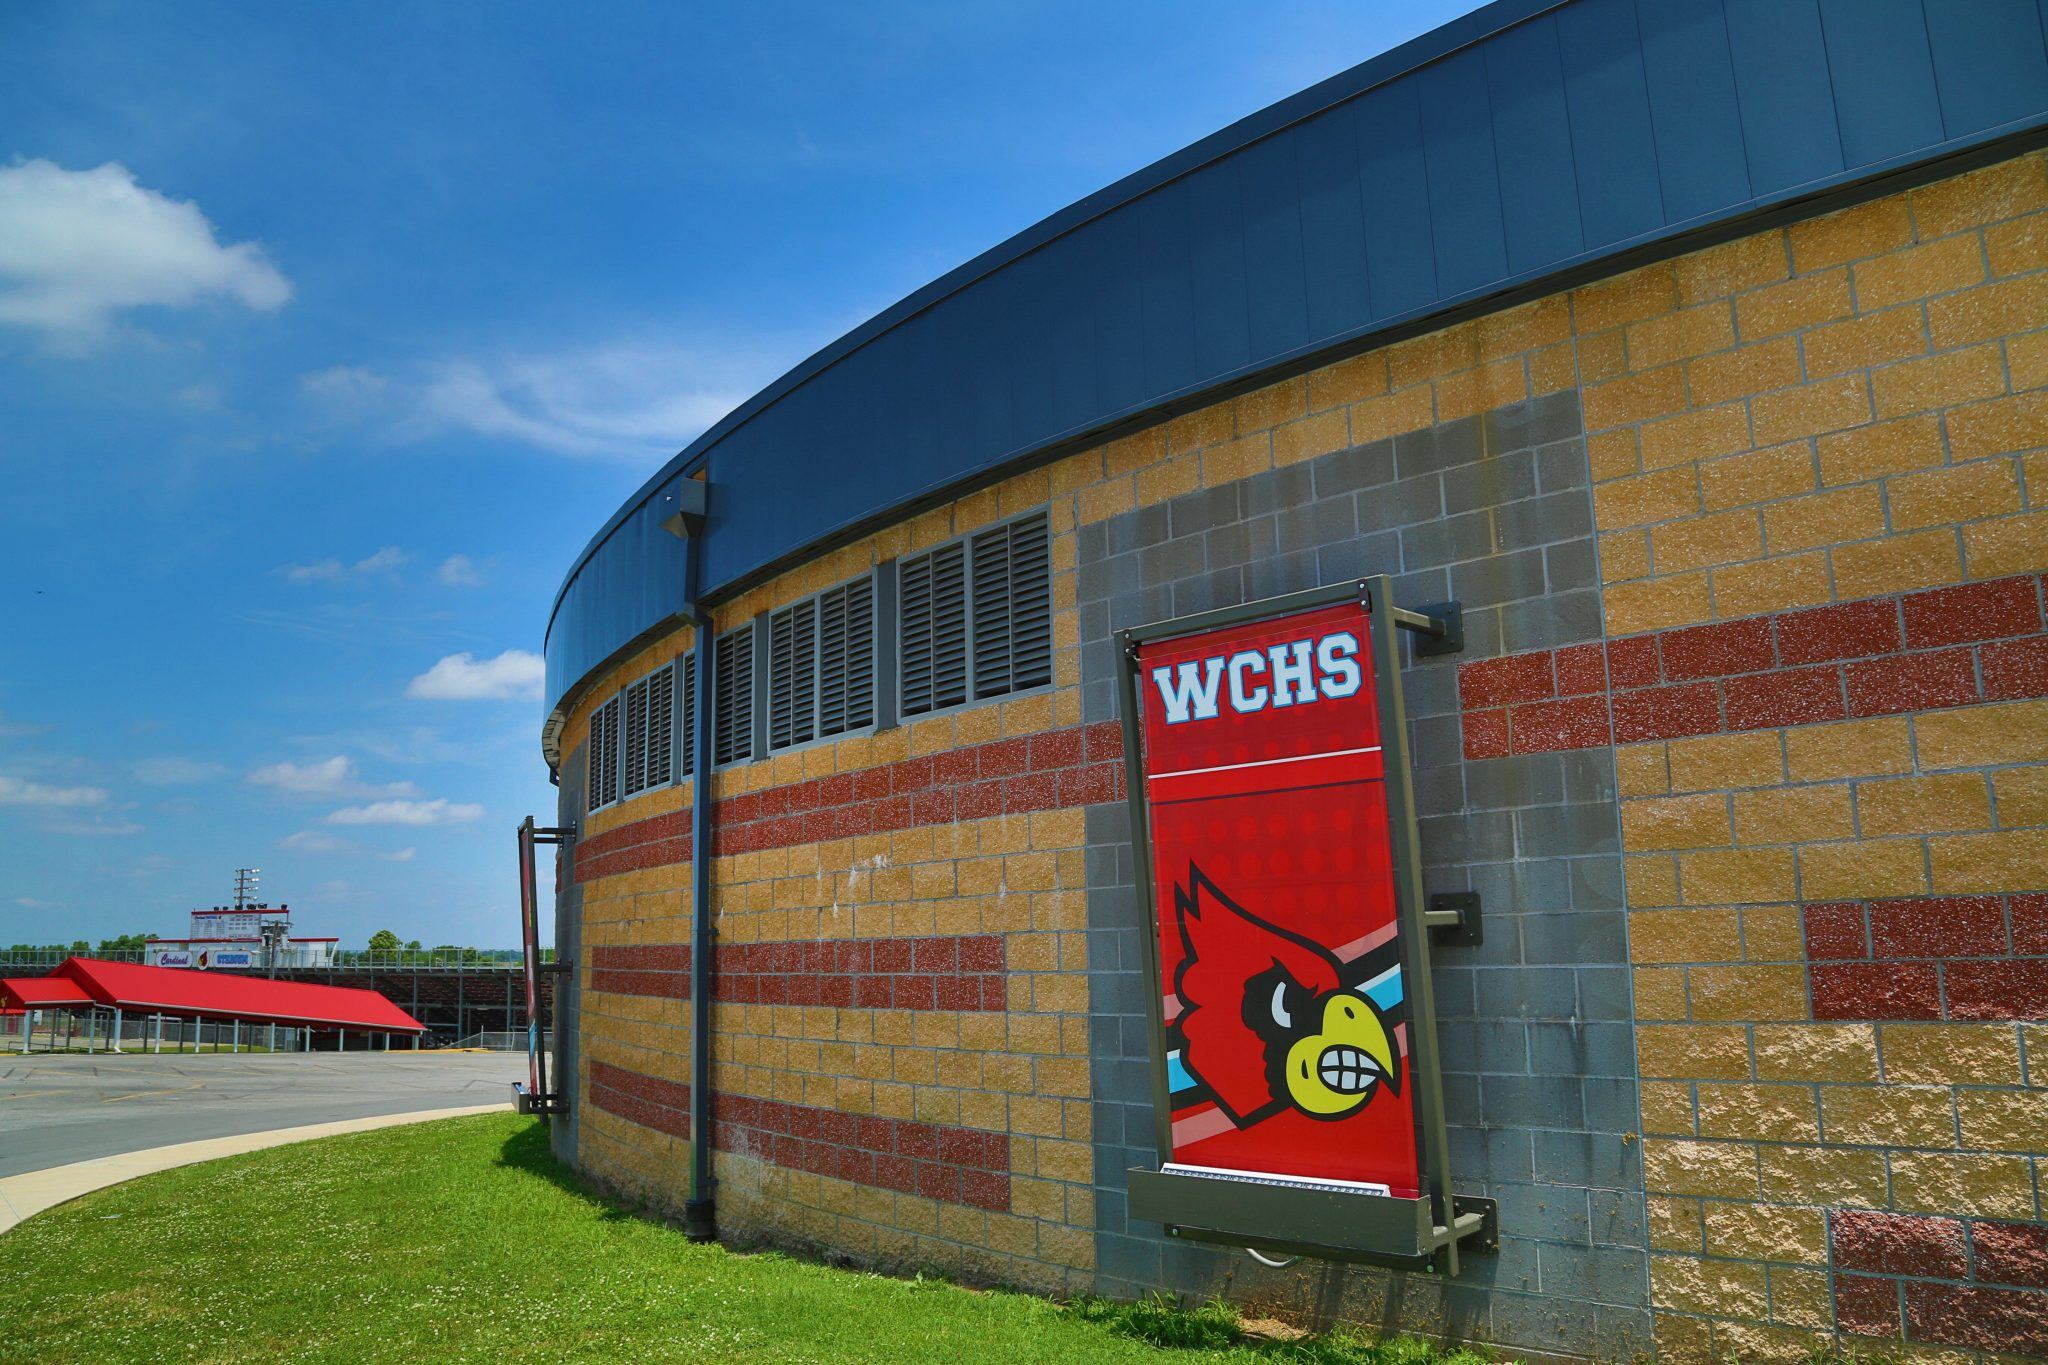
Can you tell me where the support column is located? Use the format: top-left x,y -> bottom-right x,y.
153,1015 -> 162,1054
111,1007 -> 123,1054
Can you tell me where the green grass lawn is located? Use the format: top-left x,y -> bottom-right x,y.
0,1113 -> 1488,1364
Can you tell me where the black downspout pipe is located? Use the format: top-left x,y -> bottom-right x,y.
683,532 -> 718,1242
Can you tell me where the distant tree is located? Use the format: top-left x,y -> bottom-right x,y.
406,939 -> 422,952
97,933 -> 147,953
70,939 -> 88,953
367,929 -> 402,954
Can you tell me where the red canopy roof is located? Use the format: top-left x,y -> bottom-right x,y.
39,958 -> 424,1033
0,976 -> 95,1010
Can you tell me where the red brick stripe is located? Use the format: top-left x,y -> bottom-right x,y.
1804,894 -> 2048,1021
586,1061 -> 1011,1210
1458,574 -> 2048,758
588,936 -> 1008,1011
1830,1210 -> 2048,1353
574,720 -> 1125,882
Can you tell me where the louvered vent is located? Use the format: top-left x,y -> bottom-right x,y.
622,674 -> 651,798
817,576 -> 874,737
899,540 -> 967,717
714,625 -> 754,766
645,663 -> 673,789
770,601 -> 818,750
586,695 -> 620,811
677,654 -> 696,778
970,513 -> 1052,697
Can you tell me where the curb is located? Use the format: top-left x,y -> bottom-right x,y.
0,1103 -> 510,1235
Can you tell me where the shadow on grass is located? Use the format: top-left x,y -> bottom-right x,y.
493,1118 -> 641,1223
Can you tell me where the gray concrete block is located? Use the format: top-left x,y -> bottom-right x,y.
1533,1128 -> 1643,1188
1240,462 -> 1313,516
1359,473 -> 1445,534
1310,438 -> 1397,497
1450,546 -> 1549,609
1167,482 -> 1242,540
1395,414 -> 1484,477
1400,507 -> 1494,569
1499,587 -> 1604,652
1494,487 -> 1593,550
1533,436 -> 1593,495
1484,389 -> 1582,455
1442,448 -> 1538,516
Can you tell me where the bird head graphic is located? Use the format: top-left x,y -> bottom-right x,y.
1172,863 -> 1398,1127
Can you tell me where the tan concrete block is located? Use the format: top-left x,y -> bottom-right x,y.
1630,301 -> 1737,370
1233,378 -> 1306,433
1821,1084 -> 1957,1147
1199,432 -> 1273,486
1991,764 -> 2048,828
1605,573 -> 1714,635
1602,529 -> 1652,583
1752,374 -> 1873,445
2010,328 -> 2048,392
1305,352 -> 1387,411
1769,1266 -> 1839,1330
1711,551 -> 1833,618
1655,508 -> 1766,572
1643,1139 -> 1761,1198
1689,337 -> 1803,407
1805,306 -> 1929,378
1616,743 -> 1671,797
1789,195 -> 1916,272
1831,527 -> 1963,599
1889,1150 -> 2038,1219
1881,1023 -> 2024,1086
1754,1025 -> 1880,1082
1677,230 -> 1791,304
1872,344 -> 2008,421
1576,326 -> 1629,383
1732,785 -> 1855,844
1635,968 -> 1691,1021
1650,1252 -> 1771,1319
1737,269 -> 1854,339
1623,794 -> 1733,851
1818,414 -> 1946,485
1702,443 -> 1820,509
1679,847 -> 1796,904
1641,1079 -> 1697,1133
1588,428 -> 1641,481
1626,853 -> 1681,908
1762,485 -> 1885,554
1911,155 -> 2048,237
1165,403 -> 1233,455
1915,700 -> 2048,769
1474,294 -> 1573,357
1930,272 -> 2048,350
1583,363 -> 1689,431
1270,408 -> 1349,468
1858,773 -> 1994,836
1854,234 -> 1987,311
1787,717 -> 1914,782
1702,1200 -> 1828,1263
1668,732 -> 1785,792
1134,452 -> 1201,504
1690,965 -> 1811,1022
1638,1024 -> 1753,1080
1075,477 -> 1134,525
1929,827 -> 2048,894
1387,326 -> 1479,388
1629,907 -> 1742,964
1647,1195 -> 1705,1251
1891,458 -> 2023,531
1530,339 -> 1578,395
1947,390 -> 2048,461
1758,1144 -> 1889,1206
1639,402 -> 1752,471
1347,383 -> 1434,444
1432,356 -> 1528,423
1576,261 -> 1680,332
1963,508 -> 2048,578
1742,906 -> 1807,961
1799,838 -> 1931,900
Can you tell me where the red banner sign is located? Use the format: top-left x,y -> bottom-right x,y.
1136,601 -> 1420,1197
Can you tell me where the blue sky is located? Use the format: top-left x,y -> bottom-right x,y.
0,1 -> 1475,950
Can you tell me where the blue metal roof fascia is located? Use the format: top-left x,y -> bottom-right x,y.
545,0 -> 1570,635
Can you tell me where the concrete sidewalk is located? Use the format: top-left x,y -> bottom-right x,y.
0,1103 -> 508,1235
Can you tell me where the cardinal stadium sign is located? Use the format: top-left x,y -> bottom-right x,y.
1116,578 -> 1495,1273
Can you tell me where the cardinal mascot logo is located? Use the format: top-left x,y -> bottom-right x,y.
1170,863 -> 1399,1128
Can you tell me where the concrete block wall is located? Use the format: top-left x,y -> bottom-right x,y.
548,148 -> 2048,1359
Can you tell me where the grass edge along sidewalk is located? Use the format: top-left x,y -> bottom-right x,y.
0,1112 -> 1484,1363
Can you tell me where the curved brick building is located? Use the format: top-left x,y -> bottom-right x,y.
539,2 -> 2048,1357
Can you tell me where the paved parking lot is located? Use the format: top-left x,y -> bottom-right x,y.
0,1051 -> 523,1178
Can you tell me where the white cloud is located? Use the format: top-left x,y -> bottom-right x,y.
42,811 -> 143,836
0,712 -> 52,739
0,773 -> 107,807
0,159 -> 290,346
247,755 -> 418,800
406,649 -> 544,701
300,364 -> 388,408
131,756 -> 225,786
437,554 -> 483,587
275,545 -> 411,585
325,797 -> 483,827
414,345 -> 754,459
386,847 -> 417,862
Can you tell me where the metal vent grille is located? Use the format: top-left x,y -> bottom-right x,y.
645,663 -> 673,789
586,695 -> 620,811
970,512 -> 1052,698
770,601 -> 818,750
899,540 -> 967,717
622,673 -> 651,798
714,625 -> 754,766
818,576 -> 874,737
677,654 -> 696,778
